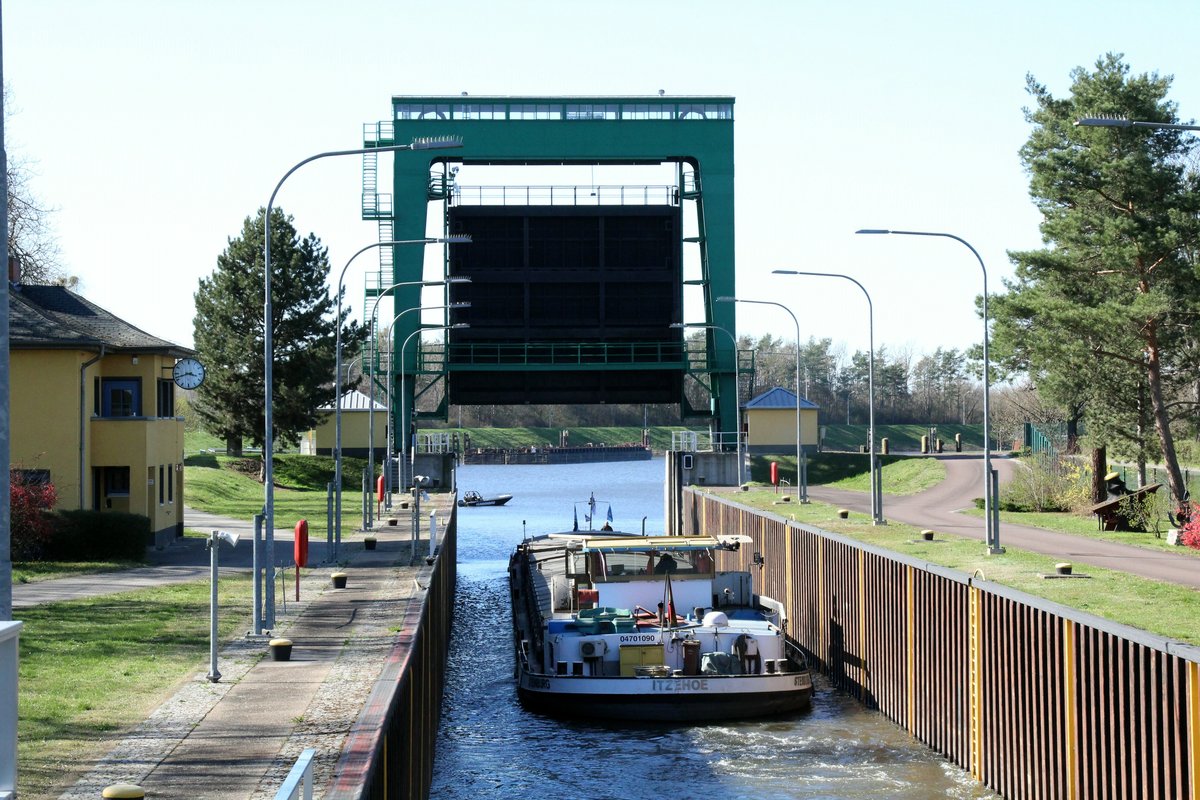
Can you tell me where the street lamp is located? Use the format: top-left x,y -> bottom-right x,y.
671,322 -> 744,486
771,271 -> 885,525
716,297 -> 808,503
401,323 -> 470,510
363,276 -> 471,526
855,229 -> 999,551
383,303 -> 470,504
338,241 -> 472,546
262,135 -> 462,629
1076,117 -> 1200,132
333,237 -> 469,556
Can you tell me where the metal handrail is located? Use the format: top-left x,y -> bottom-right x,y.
450,184 -> 677,207
274,747 -> 317,800
443,340 -> 689,367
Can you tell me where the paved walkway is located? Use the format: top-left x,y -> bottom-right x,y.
48,498 -> 451,800
804,454 -> 1200,589
14,507 -> 372,608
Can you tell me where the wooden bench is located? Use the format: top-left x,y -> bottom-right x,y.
1089,484 -> 1161,531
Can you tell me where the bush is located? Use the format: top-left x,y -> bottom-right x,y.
11,472 -> 57,560
1179,503 -> 1200,550
44,510 -> 150,562
1001,454 -> 1091,513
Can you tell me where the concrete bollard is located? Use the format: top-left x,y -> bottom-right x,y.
921,529 -> 935,541
364,536 -> 377,551
102,785 -> 145,799
837,509 -> 849,519
1055,562 -> 1073,576
269,638 -> 293,661
331,571 -> 348,589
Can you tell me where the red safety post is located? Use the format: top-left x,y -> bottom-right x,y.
376,474 -> 385,515
293,519 -> 309,601
770,461 -> 779,491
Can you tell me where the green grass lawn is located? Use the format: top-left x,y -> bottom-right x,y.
749,452 -> 947,495
826,457 -> 946,495
13,561 -> 143,584
185,457 -> 369,539
18,576 -> 254,799
730,488 -> 1200,645
956,505 -> 1200,556
183,450 -> 409,539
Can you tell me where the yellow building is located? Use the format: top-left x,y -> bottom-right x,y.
10,285 -> 194,547
743,387 -> 820,454
300,390 -> 388,458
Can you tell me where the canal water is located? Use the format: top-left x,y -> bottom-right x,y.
432,458 -> 996,799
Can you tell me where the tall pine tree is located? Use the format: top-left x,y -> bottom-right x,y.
192,208 -> 364,460
995,53 -> 1200,508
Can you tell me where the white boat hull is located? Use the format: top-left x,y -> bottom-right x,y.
517,667 -> 813,721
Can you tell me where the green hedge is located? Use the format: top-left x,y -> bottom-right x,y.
45,510 -> 150,562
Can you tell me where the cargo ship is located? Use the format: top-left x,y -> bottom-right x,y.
508,526 -> 813,721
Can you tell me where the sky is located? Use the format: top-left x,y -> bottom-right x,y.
6,0 -> 1200,360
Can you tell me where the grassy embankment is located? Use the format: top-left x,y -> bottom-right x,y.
183,451 -> 372,541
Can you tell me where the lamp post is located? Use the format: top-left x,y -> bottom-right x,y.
671,322 -> 744,486
855,229 -> 998,551
261,135 -> 461,629
206,529 -> 240,682
716,297 -> 808,503
1076,117 -> 1200,132
382,304 -> 470,504
338,241 -> 472,544
401,323 -> 470,507
364,275 -> 471,526
333,237 -> 469,557
771,271 -> 884,525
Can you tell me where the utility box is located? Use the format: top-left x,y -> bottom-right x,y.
620,644 -> 665,677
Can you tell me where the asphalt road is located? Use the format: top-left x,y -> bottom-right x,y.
13,507 -> 347,608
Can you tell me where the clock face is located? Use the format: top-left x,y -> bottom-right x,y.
173,357 -> 206,390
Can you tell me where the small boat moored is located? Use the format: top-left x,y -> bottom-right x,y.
508,522 -> 813,722
458,490 -> 513,507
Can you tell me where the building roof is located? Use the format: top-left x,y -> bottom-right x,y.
318,389 -> 386,412
9,284 -> 193,355
744,386 -> 820,411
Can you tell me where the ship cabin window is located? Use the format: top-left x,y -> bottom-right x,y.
590,548 -> 715,582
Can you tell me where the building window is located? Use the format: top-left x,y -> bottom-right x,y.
159,465 -> 165,505
168,464 -> 174,503
157,379 -> 175,417
13,469 -> 51,486
100,379 -> 141,417
104,467 -> 130,497
453,103 -> 506,120
509,104 -> 562,120
395,103 -> 450,120
565,104 -> 618,120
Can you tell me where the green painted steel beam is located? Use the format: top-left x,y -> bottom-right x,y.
370,95 -> 737,437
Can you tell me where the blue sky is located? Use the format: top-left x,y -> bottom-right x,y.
6,0 -> 1199,359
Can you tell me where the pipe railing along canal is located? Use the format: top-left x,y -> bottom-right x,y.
684,488 -> 1200,800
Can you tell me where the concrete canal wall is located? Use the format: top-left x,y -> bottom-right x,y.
326,503 -> 458,800
684,489 -> 1200,800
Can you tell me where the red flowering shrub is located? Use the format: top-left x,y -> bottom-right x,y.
1178,503 -> 1200,551
11,470 -> 57,560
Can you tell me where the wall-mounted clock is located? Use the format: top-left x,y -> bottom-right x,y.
172,357 -> 206,390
